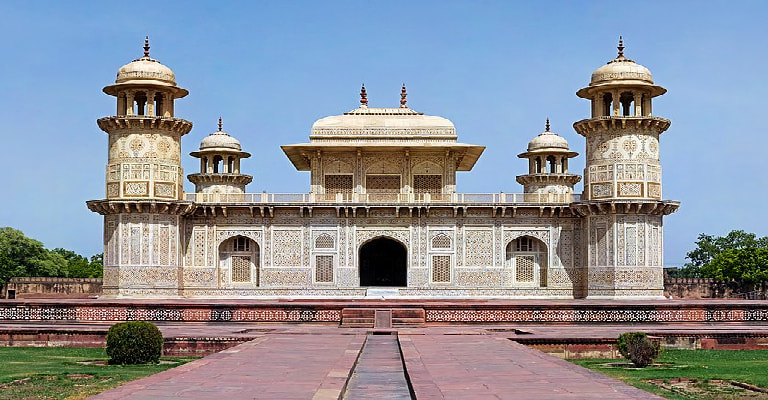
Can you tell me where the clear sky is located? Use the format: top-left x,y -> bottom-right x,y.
1,0 -> 766,266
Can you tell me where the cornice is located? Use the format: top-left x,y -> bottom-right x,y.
569,199 -> 680,216
86,199 -> 196,216
573,116 -> 670,137
97,116 -> 193,136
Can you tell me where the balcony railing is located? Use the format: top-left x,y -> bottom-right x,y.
185,192 -> 581,204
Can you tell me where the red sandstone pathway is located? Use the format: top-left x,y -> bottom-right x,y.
87,327 -> 662,400
400,333 -> 661,399
89,332 -> 366,400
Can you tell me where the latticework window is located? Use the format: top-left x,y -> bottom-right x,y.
315,233 -> 334,249
432,255 -> 451,283
431,233 -> 451,249
515,255 -> 535,283
325,175 -> 353,200
315,255 -> 334,283
231,255 -> 251,282
366,175 -> 400,201
414,175 -> 442,200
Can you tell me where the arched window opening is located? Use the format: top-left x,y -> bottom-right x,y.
213,155 -> 223,173
561,157 -> 567,173
154,93 -> 164,117
641,93 -> 649,116
546,155 -> 557,173
201,157 -> 208,173
431,233 -> 451,249
602,93 -> 613,116
620,92 -> 635,116
219,236 -> 260,285
506,236 -> 547,287
134,92 -> 147,116
534,157 -> 542,173
227,156 -> 235,174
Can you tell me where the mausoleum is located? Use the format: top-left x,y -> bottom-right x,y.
87,38 -> 679,299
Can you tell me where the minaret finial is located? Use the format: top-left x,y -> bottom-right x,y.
545,118 -> 550,132
218,117 -> 223,132
143,36 -> 150,57
400,83 -> 407,108
617,36 -> 624,58
360,84 -> 368,106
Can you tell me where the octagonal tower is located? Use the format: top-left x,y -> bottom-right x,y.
87,38 -> 194,297
572,38 -> 679,299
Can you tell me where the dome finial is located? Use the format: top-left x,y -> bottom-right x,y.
143,36 -> 150,58
400,83 -> 407,108
545,118 -> 550,132
617,36 -> 625,58
218,117 -> 223,132
360,84 -> 368,106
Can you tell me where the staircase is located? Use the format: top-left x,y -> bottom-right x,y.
341,308 -> 425,328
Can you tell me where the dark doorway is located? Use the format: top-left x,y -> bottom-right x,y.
359,237 -> 407,287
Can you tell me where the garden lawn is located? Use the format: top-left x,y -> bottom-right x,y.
0,346 -> 197,400
570,349 -> 768,400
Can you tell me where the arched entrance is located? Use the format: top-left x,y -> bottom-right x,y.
359,237 -> 407,287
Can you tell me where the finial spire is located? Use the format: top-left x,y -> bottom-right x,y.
143,36 -> 150,57
360,84 -> 368,106
218,117 -> 223,132
400,83 -> 407,108
545,118 -> 550,132
617,36 -> 624,58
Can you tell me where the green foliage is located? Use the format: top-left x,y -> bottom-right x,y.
0,227 -> 102,286
0,347 -> 196,399
700,248 -> 768,283
616,331 -> 648,359
106,322 -> 164,365
626,338 -> 660,367
570,350 -> 768,400
682,230 -> 768,280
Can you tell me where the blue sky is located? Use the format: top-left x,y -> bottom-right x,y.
1,1 -> 766,266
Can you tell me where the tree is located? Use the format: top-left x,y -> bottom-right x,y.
0,227 -> 103,286
700,248 -> 768,283
0,227 -> 67,286
681,230 -> 768,278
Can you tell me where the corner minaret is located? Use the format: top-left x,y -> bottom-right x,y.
516,119 -> 580,202
572,38 -> 679,299
188,118 -> 253,195
87,38 -> 194,297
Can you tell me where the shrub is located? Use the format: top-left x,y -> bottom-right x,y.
616,331 -> 661,367
627,338 -> 661,367
106,321 -> 163,365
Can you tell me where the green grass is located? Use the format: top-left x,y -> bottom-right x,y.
0,347 -> 197,400
570,349 -> 768,400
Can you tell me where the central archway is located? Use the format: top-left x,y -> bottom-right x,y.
359,237 -> 407,287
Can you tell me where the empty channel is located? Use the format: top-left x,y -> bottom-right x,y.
342,333 -> 413,400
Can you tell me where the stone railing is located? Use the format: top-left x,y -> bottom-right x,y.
185,192 -> 581,204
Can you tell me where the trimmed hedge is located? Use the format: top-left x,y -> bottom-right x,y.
106,321 -> 163,365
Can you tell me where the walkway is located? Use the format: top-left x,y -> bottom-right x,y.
88,326 -> 661,400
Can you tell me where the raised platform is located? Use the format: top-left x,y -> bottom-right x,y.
2,298 -> 768,324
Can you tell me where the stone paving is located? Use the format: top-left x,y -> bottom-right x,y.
85,324 -> 666,400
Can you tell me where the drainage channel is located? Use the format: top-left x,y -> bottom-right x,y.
342,332 -> 414,400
